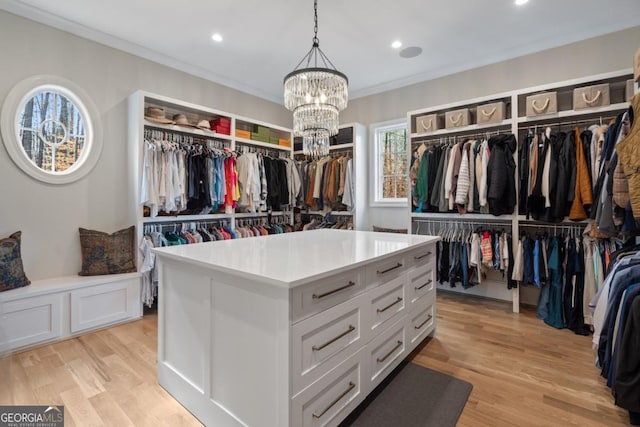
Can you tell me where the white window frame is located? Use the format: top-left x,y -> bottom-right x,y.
1,75 -> 103,184
370,119 -> 408,207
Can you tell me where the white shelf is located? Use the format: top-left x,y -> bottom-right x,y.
235,211 -> 291,218
235,137 -> 291,151
515,102 -> 630,124
411,212 -> 514,221
406,69 -> 634,315
142,214 -> 233,224
410,119 -> 512,139
293,143 -> 354,156
517,215 -> 589,225
329,211 -> 354,216
144,120 -> 233,141
329,143 -> 354,150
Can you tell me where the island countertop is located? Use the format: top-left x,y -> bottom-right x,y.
152,229 -> 439,288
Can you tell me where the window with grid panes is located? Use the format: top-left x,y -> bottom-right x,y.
373,122 -> 408,205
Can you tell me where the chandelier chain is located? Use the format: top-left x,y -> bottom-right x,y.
313,0 -> 319,46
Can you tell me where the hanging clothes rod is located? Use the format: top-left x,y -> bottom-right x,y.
411,129 -> 511,146
413,218 -> 512,228
235,142 -> 284,157
518,116 -> 617,131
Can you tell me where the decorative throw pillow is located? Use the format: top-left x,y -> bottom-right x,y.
373,226 -> 408,234
78,226 -> 136,276
0,231 -> 31,292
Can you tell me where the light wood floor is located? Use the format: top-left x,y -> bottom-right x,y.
0,292 -> 630,426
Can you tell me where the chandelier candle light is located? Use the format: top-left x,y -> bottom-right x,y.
283,0 -> 348,158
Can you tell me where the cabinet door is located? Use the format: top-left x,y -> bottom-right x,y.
70,278 -> 140,333
0,294 -> 62,352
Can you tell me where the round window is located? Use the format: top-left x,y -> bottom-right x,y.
1,76 -> 102,184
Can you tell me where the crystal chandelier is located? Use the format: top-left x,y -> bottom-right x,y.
284,0 -> 348,159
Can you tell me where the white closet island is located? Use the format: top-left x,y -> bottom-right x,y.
153,229 -> 439,427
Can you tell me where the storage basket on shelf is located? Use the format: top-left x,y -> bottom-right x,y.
573,83 -> 610,110
476,101 -> 505,124
445,108 -> 470,129
415,114 -> 441,132
526,92 -> 557,116
626,79 -> 635,102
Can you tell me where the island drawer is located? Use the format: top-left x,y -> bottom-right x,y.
291,294 -> 365,395
407,244 -> 437,268
364,274 -> 407,341
291,348 -> 366,427
408,297 -> 436,350
406,261 -> 436,306
364,253 -> 408,287
365,318 -> 407,390
292,269 -> 364,323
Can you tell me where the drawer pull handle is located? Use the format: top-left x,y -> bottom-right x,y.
414,315 -> 433,330
377,340 -> 403,363
312,381 -> 356,419
414,252 -> 432,260
312,325 -> 356,351
377,297 -> 403,313
377,262 -> 403,275
415,280 -> 433,291
312,281 -> 356,300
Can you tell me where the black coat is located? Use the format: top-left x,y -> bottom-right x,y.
552,131 -> 576,220
487,134 -> 517,216
614,296 -> 640,412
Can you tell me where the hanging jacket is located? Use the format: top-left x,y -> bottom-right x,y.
570,127 -> 594,220
552,131 -> 576,221
616,99 -> 640,217
486,134 -> 517,216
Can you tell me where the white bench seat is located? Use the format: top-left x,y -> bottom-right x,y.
0,272 -> 142,353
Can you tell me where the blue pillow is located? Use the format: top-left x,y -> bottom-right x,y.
0,231 -> 30,292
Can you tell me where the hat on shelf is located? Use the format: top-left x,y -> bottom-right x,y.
144,107 -> 175,124
172,114 -> 198,128
196,120 -> 211,130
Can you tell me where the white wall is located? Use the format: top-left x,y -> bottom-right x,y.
0,11 -> 291,280
342,26 -> 640,231
2,9 -> 638,281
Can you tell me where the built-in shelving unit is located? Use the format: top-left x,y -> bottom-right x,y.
294,123 -> 366,230
128,90 -> 294,250
406,69 -> 635,313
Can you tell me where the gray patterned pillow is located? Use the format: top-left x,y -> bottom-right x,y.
0,231 -> 31,292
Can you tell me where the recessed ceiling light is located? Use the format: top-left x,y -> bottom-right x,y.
391,40 -> 402,49
211,33 -> 223,42
515,0 -> 529,5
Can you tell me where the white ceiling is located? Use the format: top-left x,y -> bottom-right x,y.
2,0 -> 640,104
